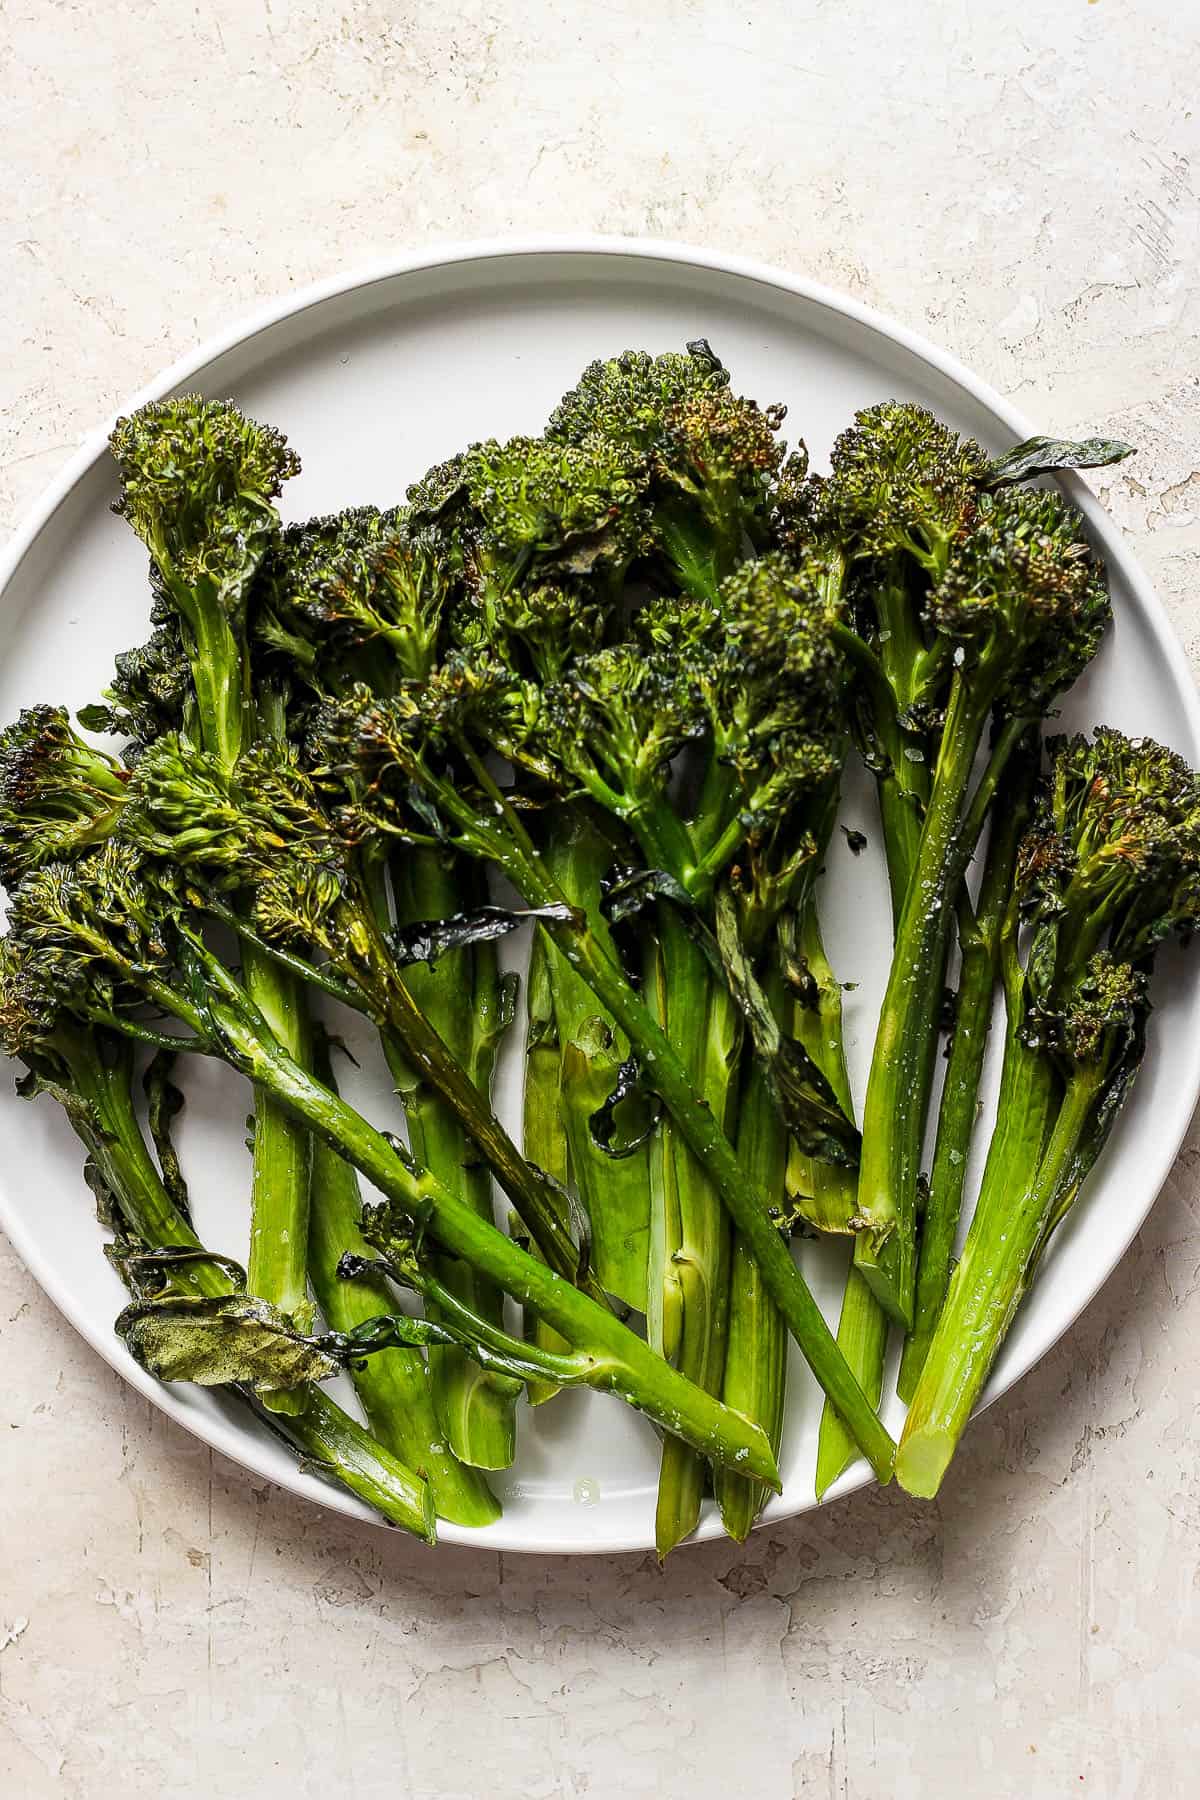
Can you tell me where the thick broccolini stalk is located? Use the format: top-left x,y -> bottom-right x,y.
389,850 -> 520,1469
306,1033 -> 501,1524
711,948 -> 790,1540
897,728 -> 1200,1496
108,399 -> 316,1414
520,923 -> 571,1407
540,809 -> 652,1314
0,841 -> 780,1487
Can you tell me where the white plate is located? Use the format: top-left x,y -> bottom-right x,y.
2,239 -> 1198,1555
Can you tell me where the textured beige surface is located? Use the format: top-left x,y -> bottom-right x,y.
3,3 -> 1200,1795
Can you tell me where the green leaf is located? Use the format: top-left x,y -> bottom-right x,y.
602,865 -> 694,925
587,1051 -> 662,1159
984,436 -> 1135,489
714,889 -> 860,1169
387,901 -> 577,967
115,1292 -> 341,1390
76,703 -> 116,733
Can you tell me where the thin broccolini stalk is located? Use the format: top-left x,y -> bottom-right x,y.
26,1031 -> 228,1299
852,672 -> 1007,1326
814,1269 -> 889,1500
713,950 -> 789,1540
306,1034 -> 501,1526
897,735 -> 1039,1402
260,1387 -> 436,1542
782,899 -> 886,1503
388,849 -> 520,1471
520,925 -> 571,1407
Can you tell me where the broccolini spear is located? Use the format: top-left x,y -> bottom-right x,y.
305,1031 -> 501,1525
442,376 -> 784,1553
106,398 -> 317,1414
0,840 -> 781,1486
805,412 -> 1115,1328
897,728 -> 1200,1497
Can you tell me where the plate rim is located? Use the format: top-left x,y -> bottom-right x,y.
2,233 -> 1197,1554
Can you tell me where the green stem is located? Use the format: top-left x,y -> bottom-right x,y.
58,1032 -> 227,1300
652,911 -> 735,1557
387,849 -> 518,1470
896,1046 -> 1082,1499
521,924 -> 571,1406
258,1385 -> 436,1543
240,936 -> 313,1423
189,953 -> 780,1486
713,955 -> 789,1541
815,1268 -> 889,1499
787,900 -> 859,1233
898,738 -> 1038,1401
542,809 -> 652,1312
853,672 -> 995,1326
244,946 -> 312,1328
306,1038 -> 500,1526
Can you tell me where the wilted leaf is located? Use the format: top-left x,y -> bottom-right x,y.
984,436 -> 1135,489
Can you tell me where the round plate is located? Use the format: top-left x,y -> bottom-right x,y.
2,239 -> 1198,1554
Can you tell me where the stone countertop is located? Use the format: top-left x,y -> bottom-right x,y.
2,4 -> 1199,1795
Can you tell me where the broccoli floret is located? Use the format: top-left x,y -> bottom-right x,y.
1020,727 -> 1200,1029
821,402 -> 988,575
460,433 -> 649,588
265,507 -> 457,689
1056,951 -> 1148,1064
928,487 -> 1110,716
110,395 -> 299,631
545,341 -> 729,449
109,397 -> 301,765
547,344 -> 787,599
0,707 -> 129,888
5,844 -> 174,1035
